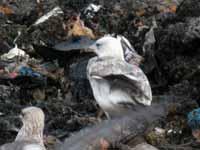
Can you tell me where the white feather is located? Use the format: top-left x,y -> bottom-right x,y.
23,144 -> 44,150
33,7 -> 63,26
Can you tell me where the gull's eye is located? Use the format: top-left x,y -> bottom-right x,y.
96,43 -> 101,47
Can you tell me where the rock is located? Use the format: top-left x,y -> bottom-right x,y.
131,143 -> 159,150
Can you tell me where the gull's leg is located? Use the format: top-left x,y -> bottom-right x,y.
104,111 -> 110,120
97,110 -> 104,122
97,110 -> 110,121
97,109 -> 104,118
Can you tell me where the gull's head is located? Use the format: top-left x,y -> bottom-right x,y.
88,36 -> 124,60
20,107 -> 45,128
15,106 -> 45,146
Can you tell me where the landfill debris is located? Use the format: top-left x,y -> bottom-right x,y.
84,3 -> 102,18
32,88 -> 45,100
131,143 -> 159,150
33,6 -> 63,26
188,108 -> 200,142
0,5 -> 14,16
0,71 -> 18,79
0,31 -> 29,61
188,108 -> 200,129
0,45 -> 29,61
142,18 -> 158,54
17,66 -> 44,79
145,127 -> 167,145
65,15 -> 95,39
154,127 -> 166,135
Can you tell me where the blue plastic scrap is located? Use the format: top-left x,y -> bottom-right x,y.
18,66 -> 43,79
187,108 -> 200,130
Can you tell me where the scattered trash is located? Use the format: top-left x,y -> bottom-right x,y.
17,66 -> 44,79
40,60 -> 59,73
32,88 -> 45,100
65,15 -> 95,38
0,72 -> 18,79
187,108 -> 200,130
188,108 -> 200,142
142,17 -> 157,54
84,3 -> 102,18
1,31 -> 29,61
154,127 -> 166,135
33,6 -> 63,26
0,5 -> 14,16
131,143 -> 159,150
1,45 -> 29,61
145,127 -> 167,145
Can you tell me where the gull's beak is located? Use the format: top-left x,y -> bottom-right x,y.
54,36 -> 97,52
85,43 -> 97,52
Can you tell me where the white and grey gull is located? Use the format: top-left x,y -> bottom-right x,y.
86,36 -> 152,117
0,106 -> 46,150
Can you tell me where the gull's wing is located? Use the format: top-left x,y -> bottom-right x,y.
88,58 -> 152,106
116,35 -> 143,65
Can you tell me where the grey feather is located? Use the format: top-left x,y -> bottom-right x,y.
87,57 -> 152,116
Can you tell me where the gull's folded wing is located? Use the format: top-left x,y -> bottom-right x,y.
88,58 -> 152,106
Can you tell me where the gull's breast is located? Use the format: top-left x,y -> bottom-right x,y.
89,77 -> 116,111
23,144 -> 45,150
89,76 -> 135,114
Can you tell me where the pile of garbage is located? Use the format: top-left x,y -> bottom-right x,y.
0,0 -> 200,149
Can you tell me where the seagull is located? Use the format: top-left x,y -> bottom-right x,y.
0,106 -> 46,150
86,36 -> 152,118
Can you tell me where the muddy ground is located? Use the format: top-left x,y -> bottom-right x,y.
0,0 -> 200,149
